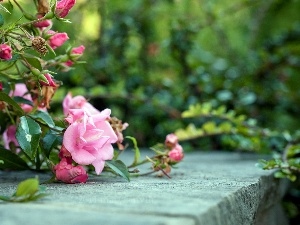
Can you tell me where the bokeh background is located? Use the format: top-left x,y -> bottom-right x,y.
50,0 -> 300,149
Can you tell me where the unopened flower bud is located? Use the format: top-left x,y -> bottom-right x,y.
55,0 -> 76,18
0,44 -> 12,60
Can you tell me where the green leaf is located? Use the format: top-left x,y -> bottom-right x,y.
0,177 -> 48,202
0,13 -> 4,26
41,130 -> 62,157
13,96 -> 33,106
0,147 -> 29,170
31,110 -> 55,128
24,57 -> 42,71
16,116 -> 42,160
15,178 -> 39,197
126,136 -> 140,166
0,92 -> 24,116
106,160 -> 130,182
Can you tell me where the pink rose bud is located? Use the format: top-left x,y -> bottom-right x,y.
71,45 -> 85,54
0,82 -> 3,91
0,44 -> 12,60
54,158 -> 88,184
40,74 -> 58,87
168,144 -> 184,162
165,133 -> 178,149
47,30 -> 69,49
55,0 -> 76,18
34,14 -> 53,29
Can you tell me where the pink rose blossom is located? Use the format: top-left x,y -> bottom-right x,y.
47,31 -> 69,49
2,125 -> 19,152
62,108 -> 118,174
0,44 -> 12,60
54,158 -> 88,184
0,82 -> 2,91
55,0 -> 76,18
62,93 -> 100,116
165,133 -> 178,149
168,144 -> 184,162
9,83 -> 33,112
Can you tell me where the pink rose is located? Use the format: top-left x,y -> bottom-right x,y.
62,93 -> 100,116
0,82 -> 3,91
9,83 -> 33,112
62,108 -> 118,174
2,125 -> 20,152
47,31 -> 69,49
0,44 -> 12,60
55,0 -> 76,18
54,158 -> 88,184
168,144 -> 184,162
165,133 -> 178,149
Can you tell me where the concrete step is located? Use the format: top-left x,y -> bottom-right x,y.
0,151 -> 290,225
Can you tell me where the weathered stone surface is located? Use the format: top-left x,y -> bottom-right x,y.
0,152 -> 289,225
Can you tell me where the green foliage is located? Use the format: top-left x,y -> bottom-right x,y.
0,177 -> 48,203
105,160 -> 130,182
0,147 -> 29,170
16,116 -> 41,160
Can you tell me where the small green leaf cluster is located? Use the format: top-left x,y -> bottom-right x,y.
175,102 -> 271,151
0,177 -> 47,202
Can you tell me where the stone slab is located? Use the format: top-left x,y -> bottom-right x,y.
0,151 -> 290,225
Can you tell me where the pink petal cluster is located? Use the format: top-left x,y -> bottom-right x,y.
63,108 -> 118,175
9,83 -> 33,112
2,125 -> 19,152
0,44 -> 12,60
0,82 -> 2,91
55,0 -> 76,18
47,30 -> 69,49
54,157 -> 88,183
165,133 -> 184,162
62,93 -> 100,116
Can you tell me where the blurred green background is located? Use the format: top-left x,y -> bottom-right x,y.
48,0 -> 300,148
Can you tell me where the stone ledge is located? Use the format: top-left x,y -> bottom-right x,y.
0,152 -> 290,225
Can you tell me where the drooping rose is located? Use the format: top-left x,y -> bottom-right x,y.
54,158 -> 88,184
168,144 -> 184,162
47,30 -> 69,49
0,44 -> 12,60
62,108 -> 118,175
165,133 -> 178,149
62,93 -> 100,116
55,0 -> 76,18
9,83 -> 33,112
2,125 -> 19,152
